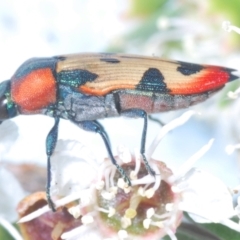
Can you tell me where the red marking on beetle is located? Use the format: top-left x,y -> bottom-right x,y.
119,93 -> 154,113
170,67 -> 230,94
79,84 -> 135,96
11,68 -> 56,113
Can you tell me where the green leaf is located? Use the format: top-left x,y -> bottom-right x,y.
209,1 -> 240,27
129,0 -> 167,17
202,221 -> 240,240
0,224 -> 15,240
162,222 -> 221,240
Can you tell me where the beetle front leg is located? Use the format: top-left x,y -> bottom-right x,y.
71,119 -> 131,186
121,109 -> 155,176
46,117 -> 60,211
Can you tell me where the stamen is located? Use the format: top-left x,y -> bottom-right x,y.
130,171 -> 137,180
132,174 -> 155,186
143,218 -> 164,229
145,188 -> 155,198
81,215 -> 94,225
117,178 -> 131,193
227,88 -> 240,99
147,110 -> 196,157
97,207 -> 116,217
138,187 -> 145,197
151,220 -> 164,228
101,190 -> 116,200
19,188 -> 96,223
80,192 -> 93,206
172,168 -> 197,192
117,145 -> 132,163
226,144 -> 240,154
136,177 -> 154,197
146,208 -> 155,219
143,218 -> 152,229
165,203 -> 174,212
109,186 -> 118,195
109,165 -> 119,188
95,180 -> 105,190
171,181 -> 189,193
169,139 -> 214,183
68,205 -> 81,219
153,212 -> 172,220
130,149 -> 141,179
151,163 -> 161,191
121,216 -> 132,228
103,164 -> 114,190
18,205 -> 50,223
222,21 -> 240,34
118,229 -> 128,239
164,226 -> 178,240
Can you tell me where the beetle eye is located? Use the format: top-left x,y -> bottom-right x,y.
0,80 -> 11,120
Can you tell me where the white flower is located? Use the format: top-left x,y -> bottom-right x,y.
6,111 -> 240,239
222,21 -> 240,35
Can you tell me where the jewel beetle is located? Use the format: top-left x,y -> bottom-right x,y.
0,53 -> 238,210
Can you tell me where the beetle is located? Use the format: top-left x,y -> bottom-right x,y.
0,53 -> 238,210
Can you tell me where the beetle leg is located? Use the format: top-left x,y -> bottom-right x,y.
95,120 -> 111,145
121,109 -> 155,176
149,115 -> 165,126
71,119 -> 131,186
46,116 -> 60,211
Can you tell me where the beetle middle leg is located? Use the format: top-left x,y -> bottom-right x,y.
121,109 -> 155,176
70,119 -> 131,186
95,120 -> 110,145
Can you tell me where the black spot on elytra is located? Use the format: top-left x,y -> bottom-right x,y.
54,55 -> 66,61
177,61 -> 204,76
136,68 -> 170,92
100,58 -> 120,64
57,69 -> 98,87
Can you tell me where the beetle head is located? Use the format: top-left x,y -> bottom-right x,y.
0,80 -> 18,121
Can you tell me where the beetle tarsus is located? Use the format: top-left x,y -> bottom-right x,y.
46,186 -> 56,212
115,164 -> 131,186
141,153 -> 156,176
